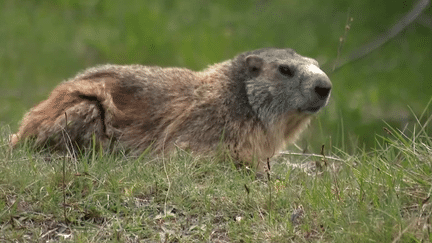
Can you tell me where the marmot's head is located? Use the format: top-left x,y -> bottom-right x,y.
236,48 -> 332,124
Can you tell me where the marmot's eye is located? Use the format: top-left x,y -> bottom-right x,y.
278,65 -> 294,77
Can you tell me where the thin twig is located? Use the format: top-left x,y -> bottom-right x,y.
320,144 -> 327,166
62,112 -> 69,224
162,134 -> 171,217
266,158 -> 272,223
332,10 -> 353,72
60,113 -> 77,162
279,151 -> 345,162
162,157 -> 171,217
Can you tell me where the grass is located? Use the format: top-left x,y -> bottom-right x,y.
1,111 -> 431,242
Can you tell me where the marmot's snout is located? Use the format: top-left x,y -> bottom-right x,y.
299,64 -> 332,114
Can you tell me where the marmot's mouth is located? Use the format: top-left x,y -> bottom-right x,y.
299,97 -> 329,114
297,106 -> 322,114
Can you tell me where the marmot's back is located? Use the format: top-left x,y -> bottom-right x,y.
11,48 -> 331,171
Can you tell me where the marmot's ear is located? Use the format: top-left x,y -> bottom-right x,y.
245,55 -> 263,77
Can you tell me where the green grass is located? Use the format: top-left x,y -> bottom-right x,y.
1,112 -> 431,242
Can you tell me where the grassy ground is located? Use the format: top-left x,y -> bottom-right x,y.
1,109 -> 431,242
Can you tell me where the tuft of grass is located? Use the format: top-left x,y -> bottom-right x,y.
1,114 -> 432,242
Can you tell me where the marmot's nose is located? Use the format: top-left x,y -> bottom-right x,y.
313,77 -> 332,100
298,63 -> 332,101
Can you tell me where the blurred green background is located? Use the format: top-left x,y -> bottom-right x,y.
1,0 -> 431,152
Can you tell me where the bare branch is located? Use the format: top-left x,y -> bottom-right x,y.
279,151 -> 345,162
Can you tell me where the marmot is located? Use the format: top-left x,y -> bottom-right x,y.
11,48 -> 332,171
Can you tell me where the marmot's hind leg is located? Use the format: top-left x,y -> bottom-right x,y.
44,98 -> 108,152
11,93 -> 108,153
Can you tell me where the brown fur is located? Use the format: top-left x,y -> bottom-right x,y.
11,48 -> 332,171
